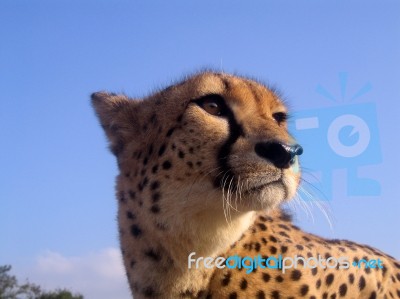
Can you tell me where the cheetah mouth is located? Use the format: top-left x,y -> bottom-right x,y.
243,179 -> 284,194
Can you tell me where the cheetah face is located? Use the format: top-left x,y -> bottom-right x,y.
92,72 -> 302,216
180,75 -> 302,212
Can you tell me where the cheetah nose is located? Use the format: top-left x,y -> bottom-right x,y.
254,141 -> 303,169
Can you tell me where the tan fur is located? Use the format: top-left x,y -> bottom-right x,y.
92,71 -> 400,299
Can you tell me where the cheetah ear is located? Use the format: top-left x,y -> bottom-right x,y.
91,91 -> 139,156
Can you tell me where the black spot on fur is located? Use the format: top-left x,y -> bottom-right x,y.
138,183 -> 144,192
152,165 -> 159,174
150,181 -> 160,190
166,127 -> 175,137
275,275 -> 283,282
130,259 -> 136,268
111,140 -> 125,157
291,270 -> 302,281
130,225 -> 142,237
269,235 -> 277,242
118,191 -> 126,203
279,210 -> 292,222
271,290 -> 279,299
325,253 -> 331,260
142,177 -> 149,188
382,265 -> 388,277
129,190 -> 136,199
339,283 -> 347,297
240,278 -> 247,290
150,205 -> 160,213
257,290 -> 266,299
279,231 -> 290,238
311,267 -> 318,276
158,144 -> 166,156
144,248 -> 161,262
221,272 -> 231,286
326,273 -> 334,286
162,161 -> 172,170
257,223 -> 267,231
152,192 -> 161,202
278,224 -> 290,231
148,144 -> 153,156
359,276 -> 366,290
142,286 -> 155,298
262,273 -> 270,282
136,151 -> 142,160
270,246 -> 277,254
300,284 -> 309,296
316,279 -> 321,289
127,211 -> 135,220
228,292 -> 237,299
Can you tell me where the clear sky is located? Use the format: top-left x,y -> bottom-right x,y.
1,1 -> 399,298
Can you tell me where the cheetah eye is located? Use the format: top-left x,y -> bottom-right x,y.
202,99 -> 222,116
194,94 -> 227,117
272,112 -> 287,125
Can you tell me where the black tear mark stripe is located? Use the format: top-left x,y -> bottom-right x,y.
214,98 -> 244,189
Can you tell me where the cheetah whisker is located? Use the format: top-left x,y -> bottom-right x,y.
183,166 -> 223,202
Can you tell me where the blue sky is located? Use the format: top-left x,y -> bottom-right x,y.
1,1 -> 399,298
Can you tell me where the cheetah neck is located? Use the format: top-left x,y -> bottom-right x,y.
122,186 -> 256,299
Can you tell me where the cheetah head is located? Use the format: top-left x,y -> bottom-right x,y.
92,72 -> 302,223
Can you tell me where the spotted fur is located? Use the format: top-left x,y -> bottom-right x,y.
92,71 -> 400,299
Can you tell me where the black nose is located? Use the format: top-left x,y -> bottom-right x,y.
254,141 -> 303,169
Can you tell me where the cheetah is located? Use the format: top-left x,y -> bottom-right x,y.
92,71 -> 400,299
